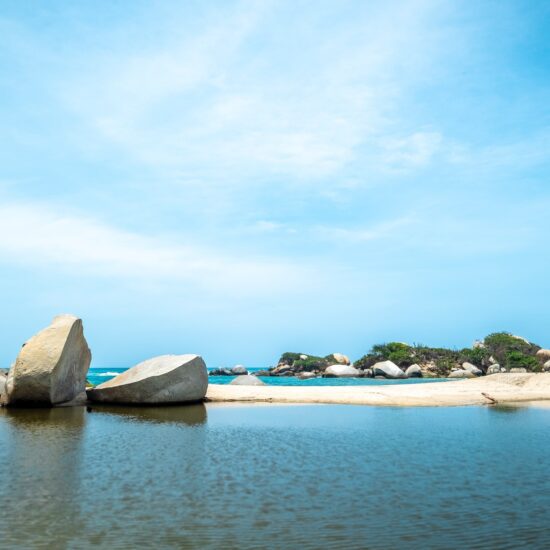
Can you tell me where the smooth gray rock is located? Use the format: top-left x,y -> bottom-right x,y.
6,314 -> 91,406
87,354 -> 208,404
462,362 -> 483,376
231,365 -> 248,375
372,360 -> 406,379
229,375 -> 266,386
543,360 -> 550,372
405,364 -> 423,378
536,349 -> 550,361
363,368 -> 374,378
448,369 -> 476,379
297,372 -> 316,380
324,364 -> 360,377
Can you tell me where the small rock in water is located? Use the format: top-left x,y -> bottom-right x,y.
297,372 -> 316,380
324,365 -> 360,377
230,375 -> 266,386
231,365 -> 248,375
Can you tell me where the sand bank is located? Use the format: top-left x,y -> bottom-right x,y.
206,373 -> 550,407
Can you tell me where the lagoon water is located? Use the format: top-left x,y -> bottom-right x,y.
1,402 -> 549,549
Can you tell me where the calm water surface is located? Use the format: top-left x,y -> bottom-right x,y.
0,403 -> 549,549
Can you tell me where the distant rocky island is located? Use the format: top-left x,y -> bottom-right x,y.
211,333 -> 550,379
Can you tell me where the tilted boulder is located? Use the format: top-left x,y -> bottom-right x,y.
324,365 -> 360,377
87,354 -> 207,404
229,375 -> 266,386
6,314 -> 91,406
405,364 -> 422,378
372,360 -> 406,379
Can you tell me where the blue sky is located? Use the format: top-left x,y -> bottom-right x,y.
0,0 -> 548,368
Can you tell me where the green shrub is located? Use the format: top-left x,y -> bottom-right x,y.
505,351 -> 541,372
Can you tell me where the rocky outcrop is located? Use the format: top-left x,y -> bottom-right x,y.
229,375 -> 266,386
87,354 -> 207,404
372,361 -> 406,379
231,365 -> 248,375
405,364 -> 422,378
448,369 -> 476,379
331,353 -> 351,365
210,368 -> 232,376
462,362 -> 483,376
536,349 -> 550,361
324,365 -> 360,377
6,314 -> 91,406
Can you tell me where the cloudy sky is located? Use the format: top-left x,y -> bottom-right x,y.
0,0 -> 548,368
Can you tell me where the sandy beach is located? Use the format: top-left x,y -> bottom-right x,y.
206,373 -> 550,407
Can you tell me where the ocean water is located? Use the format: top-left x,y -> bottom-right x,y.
87,367 -> 451,387
0,403 -> 549,548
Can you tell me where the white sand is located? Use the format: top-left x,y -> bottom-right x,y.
206,373 -> 550,407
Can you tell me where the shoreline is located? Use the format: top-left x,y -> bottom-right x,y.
206,373 -> 550,407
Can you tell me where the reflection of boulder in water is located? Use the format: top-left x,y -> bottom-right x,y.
88,403 -> 207,426
0,405 -> 86,429
0,405 -> 87,546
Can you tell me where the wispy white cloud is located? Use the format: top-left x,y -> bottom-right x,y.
0,200 -> 307,294
58,0 -> 450,181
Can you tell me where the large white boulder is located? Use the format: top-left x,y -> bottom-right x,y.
462,362 -> 483,376
229,375 -> 266,386
536,349 -> 550,360
372,360 -> 406,379
331,353 -> 351,365
6,314 -> 91,406
87,354 -> 208,404
324,364 -> 360,377
405,364 -> 422,378
543,360 -> 550,372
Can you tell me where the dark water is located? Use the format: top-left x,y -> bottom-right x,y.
0,404 -> 549,549
88,367 -> 451,387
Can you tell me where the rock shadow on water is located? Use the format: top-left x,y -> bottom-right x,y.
86,402 -> 207,426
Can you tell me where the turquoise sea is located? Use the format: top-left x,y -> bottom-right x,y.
87,367 -> 452,387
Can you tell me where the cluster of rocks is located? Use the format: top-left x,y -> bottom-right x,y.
210,365 -> 249,376
0,314 -> 208,408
